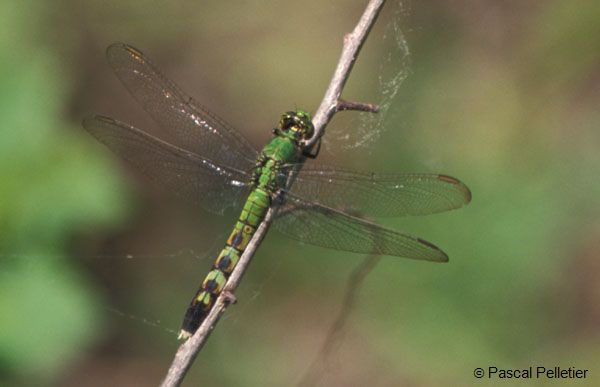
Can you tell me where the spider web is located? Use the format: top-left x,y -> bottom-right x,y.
325,2 -> 411,153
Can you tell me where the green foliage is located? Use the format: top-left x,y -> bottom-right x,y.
0,2 -> 127,385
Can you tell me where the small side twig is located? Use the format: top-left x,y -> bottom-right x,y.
337,99 -> 380,113
161,1 -> 386,385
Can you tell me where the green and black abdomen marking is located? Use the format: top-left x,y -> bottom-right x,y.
179,129 -> 306,338
180,188 -> 270,336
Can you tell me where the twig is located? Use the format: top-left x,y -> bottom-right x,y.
161,1 -> 387,385
294,207 -> 385,387
296,253 -> 381,387
337,99 -> 380,113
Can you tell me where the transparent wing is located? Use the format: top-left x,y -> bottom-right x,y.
83,115 -> 249,214
274,195 -> 448,262
106,42 -> 258,171
286,166 -> 471,217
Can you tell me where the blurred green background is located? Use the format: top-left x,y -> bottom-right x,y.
1,1 -> 599,386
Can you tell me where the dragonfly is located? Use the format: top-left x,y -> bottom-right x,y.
83,43 -> 471,340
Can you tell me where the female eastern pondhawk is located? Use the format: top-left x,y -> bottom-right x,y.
83,43 -> 471,340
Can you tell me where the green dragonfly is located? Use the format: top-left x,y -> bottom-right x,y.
83,43 -> 471,339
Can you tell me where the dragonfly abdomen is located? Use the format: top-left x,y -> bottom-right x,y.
179,188 -> 270,339
178,120 -> 307,339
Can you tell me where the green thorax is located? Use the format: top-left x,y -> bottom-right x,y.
262,136 -> 298,163
252,109 -> 314,193
255,136 -> 300,191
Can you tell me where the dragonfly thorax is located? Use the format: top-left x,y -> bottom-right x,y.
253,136 -> 298,193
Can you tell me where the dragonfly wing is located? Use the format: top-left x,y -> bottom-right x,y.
106,43 -> 258,171
83,115 -> 249,214
286,166 -> 471,217
273,194 -> 448,262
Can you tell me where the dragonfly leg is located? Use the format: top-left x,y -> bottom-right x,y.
251,153 -> 267,185
302,137 -> 321,159
271,159 -> 286,192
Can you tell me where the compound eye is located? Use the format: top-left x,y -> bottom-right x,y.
279,118 -> 290,131
286,115 -> 300,129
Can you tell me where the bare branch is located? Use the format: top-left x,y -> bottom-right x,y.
161,1 -> 387,385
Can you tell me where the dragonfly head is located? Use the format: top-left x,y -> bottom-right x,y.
275,110 -> 314,143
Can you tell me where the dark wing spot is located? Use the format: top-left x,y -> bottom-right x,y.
436,174 -> 459,184
437,174 -> 472,203
417,238 -> 449,263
